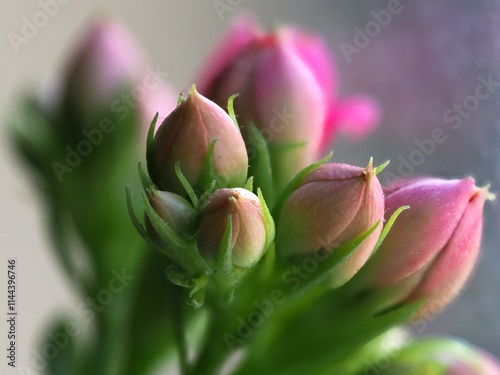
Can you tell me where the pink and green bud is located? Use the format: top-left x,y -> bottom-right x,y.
63,19 -> 176,134
372,177 -> 491,318
148,86 -> 248,195
372,338 -> 500,375
197,17 -> 379,188
276,162 -> 384,286
197,188 -> 272,269
147,190 -> 196,237
64,19 -> 144,111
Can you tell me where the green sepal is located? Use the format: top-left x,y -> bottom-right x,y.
243,176 -> 254,192
374,160 -> 390,175
177,94 -> 186,106
212,216 -> 238,305
227,93 -> 240,128
257,188 -> 275,252
142,190 -> 208,275
285,221 -> 380,302
199,138 -> 228,192
165,266 -> 192,288
125,186 -> 158,249
188,274 -> 209,309
175,162 -> 199,207
138,162 -> 156,192
373,205 -> 410,254
142,190 -> 186,250
146,112 -> 159,179
272,152 -> 333,221
197,180 -> 217,210
246,123 -> 274,204
214,216 -> 235,274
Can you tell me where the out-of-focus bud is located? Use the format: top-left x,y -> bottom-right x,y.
276,162 -> 384,286
369,338 -> 500,375
148,86 -> 248,196
64,19 -> 143,111
147,190 -> 196,237
197,188 -> 272,269
63,19 -> 176,134
197,17 -> 380,190
371,177 -> 492,318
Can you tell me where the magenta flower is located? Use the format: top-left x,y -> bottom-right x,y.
276,162 -> 384,286
372,177 -> 491,318
196,17 -> 380,188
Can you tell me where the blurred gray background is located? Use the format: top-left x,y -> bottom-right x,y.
1,0 -> 499,372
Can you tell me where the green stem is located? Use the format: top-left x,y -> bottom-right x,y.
173,289 -> 190,375
191,309 -> 231,375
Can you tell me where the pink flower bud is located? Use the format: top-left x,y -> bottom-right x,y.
149,87 -> 248,195
372,177 -> 490,318
64,19 -> 144,110
197,188 -> 271,269
148,190 -> 196,237
63,19 -> 176,134
197,17 -> 379,188
276,162 -> 384,286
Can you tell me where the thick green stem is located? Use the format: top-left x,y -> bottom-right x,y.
191,309 -> 232,375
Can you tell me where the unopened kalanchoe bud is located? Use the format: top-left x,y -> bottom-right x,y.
371,177 -> 491,318
148,190 -> 196,237
276,162 -> 384,286
197,188 -> 272,269
63,19 -> 176,136
148,86 -> 248,196
197,17 -> 380,191
64,19 -> 144,113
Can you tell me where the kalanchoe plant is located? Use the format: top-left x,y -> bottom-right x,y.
11,14 -> 500,375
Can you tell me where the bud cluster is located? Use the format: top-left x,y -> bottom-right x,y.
130,19 -> 493,320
